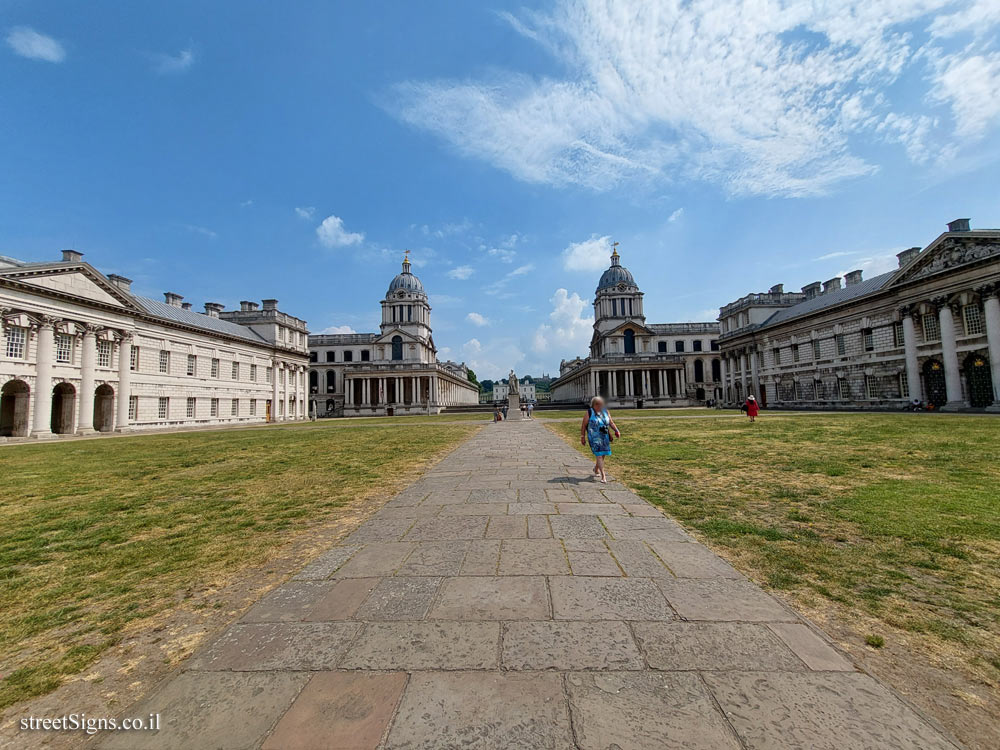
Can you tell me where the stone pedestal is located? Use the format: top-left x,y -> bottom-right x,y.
508,393 -> 521,419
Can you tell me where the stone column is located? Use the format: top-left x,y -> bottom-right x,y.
116,334 -> 132,431
77,326 -> 98,433
345,377 -> 352,407
679,365 -> 687,397
609,371 -> 617,399
982,288 -> 1000,409
750,347 -> 760,399
719,356 -> 728,403
32,317 -> 56,437
900,307 -> 923,403
937,301 -> 964,408
739,351 -> 748,397
271,360 -> 279,421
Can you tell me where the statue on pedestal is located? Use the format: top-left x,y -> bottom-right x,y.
508,369 -> 519,394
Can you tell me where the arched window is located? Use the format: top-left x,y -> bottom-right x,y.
391,335 -> 403,360
711,358 -> 721,382
326,371 -> 336,392
309,371 -> 318,389
623,329 -> 636,354
694,360 -> 704,382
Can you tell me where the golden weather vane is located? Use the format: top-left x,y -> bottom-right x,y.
404,249 -> 411,263
611,240 -> 620,256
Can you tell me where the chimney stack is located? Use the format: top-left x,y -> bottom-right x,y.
844,270 -> 863,286
947,218 -> 971,232
801,281 -> 822,299
204,302 -> 225,318
261,299 -> 278,311
181,302 -> 193,311
769,284 -> 784,294
107,274 -> 132,293
896,247 -> 920,268
823,277 -> 842,294
164,292 -> 184,307
61,250 -> 83,262
240,300 -> 260,312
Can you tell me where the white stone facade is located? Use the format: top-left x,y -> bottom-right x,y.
551,249 -> 722,407
718,219 -> 1000,411
308,256 -> 479,416
0,251 -> 309,439
490,382 -> 536,403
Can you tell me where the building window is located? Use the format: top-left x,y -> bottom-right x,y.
250,364 -> 257,382
54,333 -> 73,363
326,351 -> 336,362
922,313 -> 940,342
209,358 -> 218,378
693,340 -> 703,352
159,350 -> 170,373
865,375 -> 879,400
309,351 -> 317,362
408,305 -> 412,322
130,346 -> 138,371
628,299 -> 633,316
5,325 -> 27,359
232,361 -> 240,380
624,329 -> 636,355
98,341 -> 112,368
186,397 -> 196,418
210,398 -> 218,417
657,341 -> 667,353
893,321 -> 905,348
812,340 -> 821,360
675,341 -> 685,353
266,366 -> 273,383
836,334 -> 846,356
963,304 -> 985,336
231,399 -> 239,416
773,348 -> 781,365
360,350 -> 370,361
612,299 -> 617,316
899,372 -> 909,398
792,344 -> 800,362
158,396 -> 169,419
187,354 -> 197,376
710,340 -> 720,351
250,400 -> 256,416
794,381 -> 802,400
863,329 -> 874,352
391,335 -> 403,360
128,395 -> 138,421
343,351 -> 353,362
838,378 -> 850,400
327,371 -> 336,393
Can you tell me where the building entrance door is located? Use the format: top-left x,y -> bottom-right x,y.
963,353 -> 993,408
923,359 -> 947,408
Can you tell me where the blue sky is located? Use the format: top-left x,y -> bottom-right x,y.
2,1 -> 999,379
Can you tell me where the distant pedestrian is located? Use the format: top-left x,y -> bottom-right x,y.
527,402 -> 534,419
581,396 -> 620,484
493,405 -> 502,422
502,404 -> 508,420
744,395 -> 759,423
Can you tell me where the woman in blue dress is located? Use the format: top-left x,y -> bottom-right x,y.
580,396 -> 620,483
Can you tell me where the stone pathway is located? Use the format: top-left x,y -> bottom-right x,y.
100,419 -> 958,750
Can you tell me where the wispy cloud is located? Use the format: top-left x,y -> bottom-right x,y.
668,208 -> 684,223
387,0 -> 1000,197
6,27 -> 65,63
295,206 -> 315,220
814,250 -> 858,261
240,199 -> 254,208
181,223 -> 217,239
484,263 -> 535,297
448,265 -> 474,280
316,214 -> 364,248
153,47 -> 195,74
466,312 -> 489,326
319,324 -> 356,334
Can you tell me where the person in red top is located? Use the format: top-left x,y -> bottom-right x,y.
745,394 -> 759,422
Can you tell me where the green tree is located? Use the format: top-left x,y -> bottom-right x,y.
467,368 -> 481,392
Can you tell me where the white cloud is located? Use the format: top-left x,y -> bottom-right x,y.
319,324 -> 356,334
181,224 -> 217,239
154,47 -> 195,74
457,335 -> 526,380
466,312 -> 489,326
240,199 -> 254,208
448,265 -> 474,280
487,246 -> 517,262
562,234 -> 611,272
485,263 -> 536,296
463,338 -> 483,355
509,263 -> 534,277
388,0 -> 1000,197
295,206 -> 315,220
316,215 -> 364,248
6,27 -> 65,62
814,250 -> 857,261
668,208 -> 684,223
532,288 -> 594,357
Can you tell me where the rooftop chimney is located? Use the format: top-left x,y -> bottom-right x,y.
896,247 -> 921,268
240,300 -> 260,312
204,302 -> 225,318
261,299 -> 278,311
823,277 -> 842,294
164,292 -> 184,307
769,284 -> 784,294
844,270 -> 863,286
107,274 -> 132,293
947,218 -> 971,232
181,302 -> 193,311
801,281 -> 822,299
61,250 -> 83,262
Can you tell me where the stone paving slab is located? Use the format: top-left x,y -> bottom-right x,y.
103,418 -> 960,750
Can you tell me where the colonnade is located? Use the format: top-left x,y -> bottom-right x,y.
270,360 -> 308,421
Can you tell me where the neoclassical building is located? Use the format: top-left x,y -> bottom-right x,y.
308,255 -> 479,416
0,251 -> 310,439
490,380 -> 536,403
551,248 -> 721,406
718,218 -> 1000,411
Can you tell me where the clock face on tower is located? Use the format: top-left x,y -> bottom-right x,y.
617,284 -> 627,292
396,291 -> 406,299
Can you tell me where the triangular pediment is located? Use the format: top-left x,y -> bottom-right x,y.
375,328 -> 421,344
888,234 -> 1000,288
604,321 -> 656,337
0,264 -> 140,310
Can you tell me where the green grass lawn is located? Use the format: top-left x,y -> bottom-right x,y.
549,413 -> 1000,686
537,407 -> 736,420
0,420 -> 479,711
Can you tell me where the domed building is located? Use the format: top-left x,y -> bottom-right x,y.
551,247 -> 722,406
308,254 -> 479,416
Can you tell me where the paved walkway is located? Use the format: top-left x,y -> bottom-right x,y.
101,419 -> 957,750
